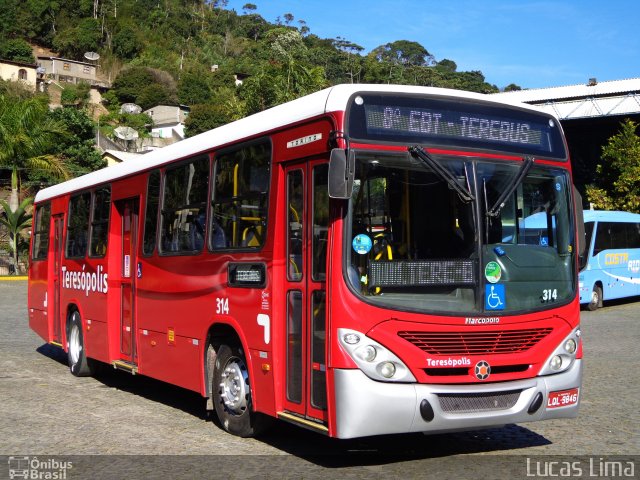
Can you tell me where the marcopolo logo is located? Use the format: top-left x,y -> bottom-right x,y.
465,317 -> 500,325
61,265 -> 108,297
8,456 -> 73,479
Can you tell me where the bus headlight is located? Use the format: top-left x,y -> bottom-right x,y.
338,328 -> 416,383
356,345 -> 377,362
539,326 -> 581,376
550,355 -> 563,370
378,361 -> 396,378
343,332 -> 360,345
564,338 -> 577,354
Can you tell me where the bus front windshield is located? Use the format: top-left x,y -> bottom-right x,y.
345,152 -> 575,315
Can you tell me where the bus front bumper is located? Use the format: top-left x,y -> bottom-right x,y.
333,359 -> 582,439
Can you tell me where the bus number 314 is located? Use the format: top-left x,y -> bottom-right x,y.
216,297 -> 229,315
541,289 -> 558,302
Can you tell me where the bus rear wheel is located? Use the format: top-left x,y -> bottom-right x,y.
67,310 -> 94,377
587,285 -> 602,311
212,344 -> 269,437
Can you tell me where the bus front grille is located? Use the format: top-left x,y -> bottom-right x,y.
437,390 -> 521,413
399,328 -> 553,355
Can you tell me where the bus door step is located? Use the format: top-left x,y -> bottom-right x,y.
112,360 -> 138,375
277,411 -> 328,434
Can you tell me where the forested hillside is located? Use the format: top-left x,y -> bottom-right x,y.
1,0 -> 513,135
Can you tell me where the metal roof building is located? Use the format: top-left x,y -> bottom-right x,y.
491,77 -> 640,120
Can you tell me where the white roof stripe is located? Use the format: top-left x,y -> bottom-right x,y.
35,83 -> 550,203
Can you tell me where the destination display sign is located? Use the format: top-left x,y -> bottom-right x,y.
347,94 -> 567,160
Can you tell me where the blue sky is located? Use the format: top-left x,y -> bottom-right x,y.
224,0 -> 640,90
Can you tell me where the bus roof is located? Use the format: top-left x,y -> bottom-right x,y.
582,210 -> 640,222
34,84 -> 555,203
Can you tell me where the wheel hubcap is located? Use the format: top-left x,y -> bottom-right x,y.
69,322 -> 81,364
591,290 -> 599,305
219,357 -> 249,415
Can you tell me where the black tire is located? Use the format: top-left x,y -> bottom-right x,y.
587,285 -> 602,311
66,310 -> 94,377
212,343 -> 270,437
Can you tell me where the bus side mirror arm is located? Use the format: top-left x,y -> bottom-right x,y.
328,148 -> 355,199
574,185 -> 586,257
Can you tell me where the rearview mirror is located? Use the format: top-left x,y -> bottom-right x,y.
328,148 -> 355,199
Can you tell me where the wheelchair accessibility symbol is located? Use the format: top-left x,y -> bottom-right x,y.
485,284 -> 505,310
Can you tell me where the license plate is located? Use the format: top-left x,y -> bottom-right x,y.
547,388 -> 579,408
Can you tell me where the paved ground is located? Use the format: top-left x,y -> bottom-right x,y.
0,281 -> 638,479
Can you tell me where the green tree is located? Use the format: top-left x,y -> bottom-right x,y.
60,82 -> 91,107
45,107 -> 103,179
52,18 -> 101,59
113,66 -> 155,104
371,40 -> 434,66
239,28 -> 327,113
0,38 -> 35,63
24,0 -> 62,45
435,59 -> 457,72
137,83 -> 175,110
504,83 -> 522,92
0,197 -> 33,274
332,37 -> 364,83
113,25 -> 143,60
0,94 -> 69,211
184,103 -> 229,137
0,0 -> 20,40
586,119 -> 640,212
0,78 -> 35,100
178,71 -> 213,105
112,66 -> 177,108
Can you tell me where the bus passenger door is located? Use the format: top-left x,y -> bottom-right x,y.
52,215 -> 65,344
282,161 -> 329,426
116,199 -> 139,364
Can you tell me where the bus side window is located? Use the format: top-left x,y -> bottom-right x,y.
630,223 -> 640,247
160,156 -> 209,254
32,203 -> 51,261
66,192 -> 91,258
89,187 -> 110,258
210,141 -> 271,250
287,169 -> 303,281
143,170 -> 160,256
312,164 -> 329,281
593,222 -> 611,256
579,221 -> 594,270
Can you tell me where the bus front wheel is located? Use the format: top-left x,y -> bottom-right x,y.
66,310 -> 94,376
212,343 -> 270,437
587,285 -> 603,311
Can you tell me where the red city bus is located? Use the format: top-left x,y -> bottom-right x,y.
28,84 -> 584,439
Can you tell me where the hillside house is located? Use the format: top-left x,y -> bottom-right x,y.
36,56 -> 104,86
0,58 -> 38,90
144,104 -> 190,141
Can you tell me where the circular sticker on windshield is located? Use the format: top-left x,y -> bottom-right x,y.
352,234 -> 373,255
484,261 -> 502,284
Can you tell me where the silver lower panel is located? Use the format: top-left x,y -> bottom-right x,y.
333,359 -> 582,439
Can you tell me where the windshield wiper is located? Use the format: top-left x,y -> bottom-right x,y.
486,156 -> 534,218
408,146 -> 474,203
